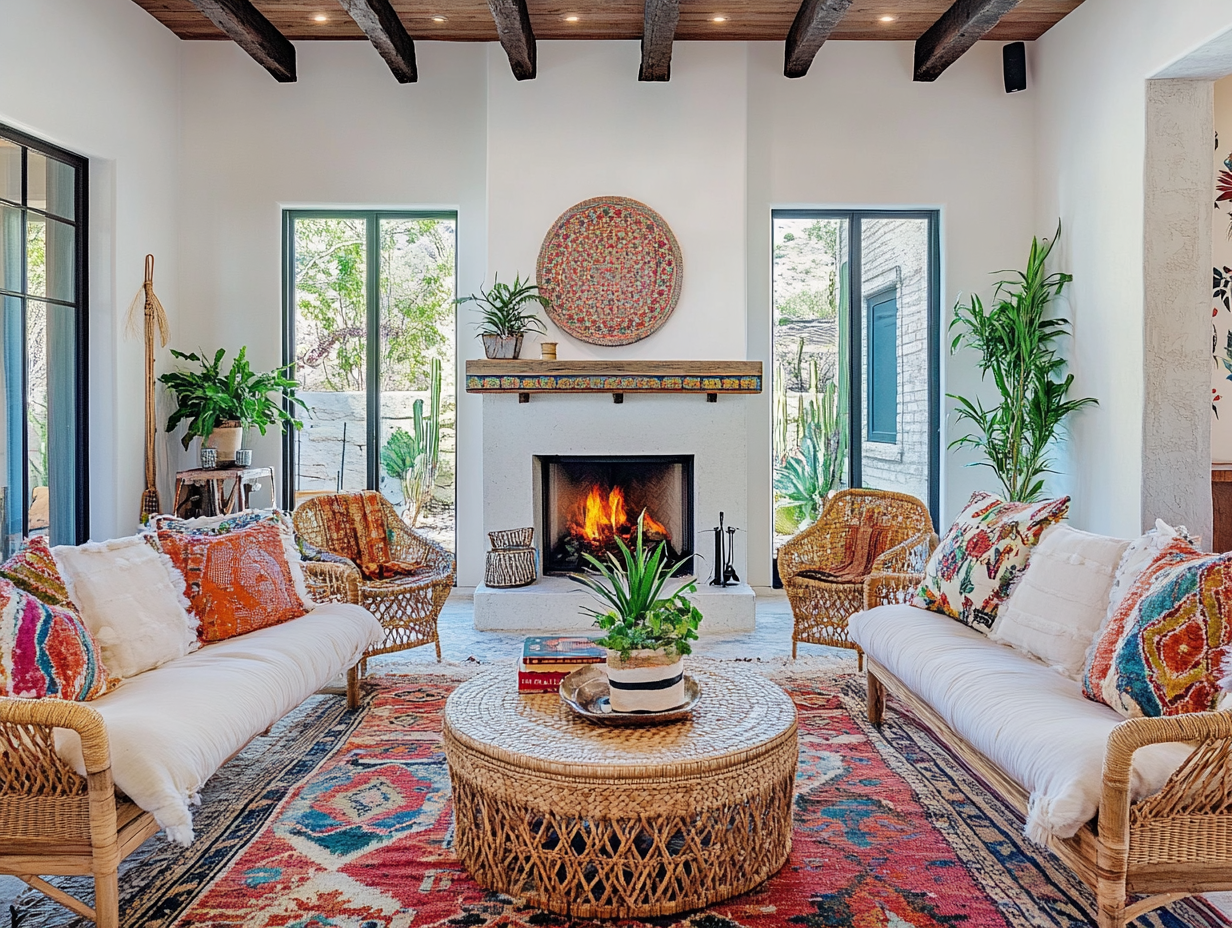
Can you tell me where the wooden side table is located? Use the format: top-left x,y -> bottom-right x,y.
172,466 -> 276,519
442,666 -> 798,919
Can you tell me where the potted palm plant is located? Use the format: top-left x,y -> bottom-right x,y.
160,347 -> 305,464
570,513 -> 703,713
458,273 -> 550,360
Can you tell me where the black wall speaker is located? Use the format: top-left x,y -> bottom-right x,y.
1003,41 -> 1027,93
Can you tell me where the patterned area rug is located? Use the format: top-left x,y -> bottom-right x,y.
11,665 -> 1230,928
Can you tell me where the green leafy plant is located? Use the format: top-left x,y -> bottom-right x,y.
774,378 -> 846,531
569,514 -> 702,660
948,223 -> 1097,502
160,347 -> 305,450
380,357 -> 442,526
457,273 -> 550,338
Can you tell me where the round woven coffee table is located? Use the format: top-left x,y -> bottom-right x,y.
442,665 -> 798,919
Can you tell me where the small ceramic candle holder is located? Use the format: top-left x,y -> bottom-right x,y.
233,449 -> 253,467
199,447 -> 218,469
540,342 -> 558,360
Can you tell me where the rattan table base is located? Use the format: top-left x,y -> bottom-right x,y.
442,666 -> 798,919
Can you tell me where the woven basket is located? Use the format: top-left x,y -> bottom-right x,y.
489,527 -> 534,551
485,547 -> 537,588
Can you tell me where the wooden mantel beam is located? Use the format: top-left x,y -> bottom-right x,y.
783,0 -> 853,79
487,0 -> 536,80
914,0 -> 1022,82
188,0 -> 296,82
639,0 -> 680,82
337,0 -> 417,83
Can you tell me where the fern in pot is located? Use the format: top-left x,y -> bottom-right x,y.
570,513 -> 702,712
457,273 -> 549,360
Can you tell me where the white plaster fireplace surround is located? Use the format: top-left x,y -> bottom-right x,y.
475,393 -> 756,632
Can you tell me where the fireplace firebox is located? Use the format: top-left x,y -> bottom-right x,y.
539,455 -> 694,576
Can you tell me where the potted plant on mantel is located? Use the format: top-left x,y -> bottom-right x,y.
458,273 -> 550,360
570,513 -> 703,713
160,347 -> 305,465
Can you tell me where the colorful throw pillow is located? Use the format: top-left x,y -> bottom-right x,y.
913,491 -> 1070,632
0,578 -> 111,700
1083,538 -> 1232,718
0,535 -> 73,608
157,521 -> 310,643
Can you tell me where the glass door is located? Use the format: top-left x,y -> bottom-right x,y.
772,210 -> 939,560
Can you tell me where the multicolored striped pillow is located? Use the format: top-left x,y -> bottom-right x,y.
0,535 -> 73,608
0,577 -> 111,700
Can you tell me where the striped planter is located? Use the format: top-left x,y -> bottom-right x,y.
605,648 -> 685,713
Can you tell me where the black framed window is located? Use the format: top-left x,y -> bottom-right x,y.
282,210 -> 458,553
867,288 -> 898,444
771,210 -> 939,559
0,125 -> 88,549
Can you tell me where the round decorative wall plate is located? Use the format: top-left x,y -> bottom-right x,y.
536,196 -> 683,346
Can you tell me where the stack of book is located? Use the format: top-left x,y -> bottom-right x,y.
518,636 -> 606,693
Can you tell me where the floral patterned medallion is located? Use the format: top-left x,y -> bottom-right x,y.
536,196 -> 683,346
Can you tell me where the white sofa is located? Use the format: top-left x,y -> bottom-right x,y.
851,550 -> 1232,928
0,549 -> 381,928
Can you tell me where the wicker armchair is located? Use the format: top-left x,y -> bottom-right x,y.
779,489 -> 936,665
863,572 -> 1232,928
293,493 -> 455,667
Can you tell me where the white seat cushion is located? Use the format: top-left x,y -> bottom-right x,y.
56,602 -> 383,845
849,604 -> 1191,843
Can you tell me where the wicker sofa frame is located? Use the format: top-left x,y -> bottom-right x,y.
293,494 -> 455,667
779,489 -> 935,666
0,560 -> 361,928
863,568 -> 1232,928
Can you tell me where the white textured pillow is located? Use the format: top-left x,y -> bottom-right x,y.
1103,519 -> 1189,624
54,537 -> 199,680
990,524 -> 1129,679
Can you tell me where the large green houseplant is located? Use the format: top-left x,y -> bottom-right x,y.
160,347 -> 305,463
570,513 -> 702,713
948,223 -> 1097,502
458,273 -> 549,360
381,357 -> 443,527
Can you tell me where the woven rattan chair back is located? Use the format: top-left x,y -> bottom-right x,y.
780,488 -> 933,663
293,492 -> 455,665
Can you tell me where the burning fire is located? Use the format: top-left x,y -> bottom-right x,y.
573,485 -> 670,546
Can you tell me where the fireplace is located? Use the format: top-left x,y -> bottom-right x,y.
539,455 -> 694,576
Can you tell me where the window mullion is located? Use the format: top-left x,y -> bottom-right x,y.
848,214 -> 863,489
366,213 -> 381,491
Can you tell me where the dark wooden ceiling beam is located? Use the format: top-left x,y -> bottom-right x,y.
783,0 -> 854,78
639,0 -> 680,82
487,0 -> 536,80
188,0 -> 296,82
914,0 -> 1022,81
337,0 -> 417,82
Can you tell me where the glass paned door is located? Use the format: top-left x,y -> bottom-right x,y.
772,210 -> 938,566
0,126 -> 87,550
286,211 -> 457,553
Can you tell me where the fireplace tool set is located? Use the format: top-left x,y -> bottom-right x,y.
708,512 -> 741,587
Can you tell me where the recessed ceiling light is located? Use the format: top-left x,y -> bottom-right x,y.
563,14 -> 580,22
711,15 -> 728,23
430,14 -> 447,22
878,14 -> 896,22
312,12 -> 328,21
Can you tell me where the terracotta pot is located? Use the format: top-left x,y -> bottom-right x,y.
605,648 -> 686,713
205,421 -> 243,465
482,334 -> 523,360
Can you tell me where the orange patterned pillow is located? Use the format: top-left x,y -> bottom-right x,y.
157,522 -> 310,643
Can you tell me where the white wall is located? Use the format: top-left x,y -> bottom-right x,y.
0,0 -> 182,541
175,40 -> 488,580
1035,0 -> 1232,538
746,40 -> 1037,583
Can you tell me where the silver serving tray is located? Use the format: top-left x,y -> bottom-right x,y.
559,664 -> 700,726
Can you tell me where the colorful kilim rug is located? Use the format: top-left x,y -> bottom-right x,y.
11,668 -> 1230,928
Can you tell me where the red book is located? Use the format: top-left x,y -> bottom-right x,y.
517,661 -> 571,693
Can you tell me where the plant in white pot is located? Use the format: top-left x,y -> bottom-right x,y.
570,514 -> 703,713
457,273 -> 549,360
160,347 -> 304,464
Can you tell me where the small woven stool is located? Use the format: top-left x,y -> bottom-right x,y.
485,527 -> 537,588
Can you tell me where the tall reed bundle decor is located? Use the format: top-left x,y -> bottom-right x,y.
126,255 -> 170,522
948,223 -> 1097,502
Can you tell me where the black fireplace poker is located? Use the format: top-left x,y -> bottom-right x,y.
708,512 -> 741,588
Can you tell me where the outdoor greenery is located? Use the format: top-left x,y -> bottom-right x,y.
160,347 -> 305,450
774,220 -> 840,323
380,357 -> 442,527
458,273 -> 550,338
294,218 -> 454,393
570,514 -> 703,661
948,223 -> 1097,502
